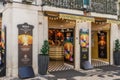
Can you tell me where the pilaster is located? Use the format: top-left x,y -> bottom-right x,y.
2,3 -> 40,77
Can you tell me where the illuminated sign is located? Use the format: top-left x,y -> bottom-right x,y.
17,23 -> 34,67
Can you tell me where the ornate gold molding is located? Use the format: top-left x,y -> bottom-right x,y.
59,14 -> 120,24
59,14 -> 94,22
107,19 -> 120,24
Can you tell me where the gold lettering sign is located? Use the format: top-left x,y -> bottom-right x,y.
59,14 -> 94,22
107,19 -> 120,24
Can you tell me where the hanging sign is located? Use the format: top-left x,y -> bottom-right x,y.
80,28 -> 89,63
98,31 -> 107,58
17,23 -> 34,67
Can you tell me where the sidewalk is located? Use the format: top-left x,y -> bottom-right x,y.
1,65 -> 120,80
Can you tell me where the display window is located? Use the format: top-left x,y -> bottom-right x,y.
48,28 -> 74,63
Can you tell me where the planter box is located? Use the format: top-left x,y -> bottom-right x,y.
114,51 -> 120,65
38,54 -> 49,75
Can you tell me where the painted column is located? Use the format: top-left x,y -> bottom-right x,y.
75,20 -> 91,69
89,22 -> 91,64
43,16 -> 48,40
38,12 -> 44,54
38,12 -> 48,54
2,3 -> 39,77
2,5 -> 12,77
110,23 -> 119,65
75,20 -> 80,70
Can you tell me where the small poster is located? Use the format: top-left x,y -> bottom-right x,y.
0,26 -> 5,66
98,31 -> 107,58
64,29 -> 74,62
18,23 -> 34,67
80,28 -> 89,64
48,28 -> 74,62
0,25 -> 6,76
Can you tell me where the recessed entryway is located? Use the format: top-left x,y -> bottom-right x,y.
48,15 -> 75,72
91,17 -> 111,67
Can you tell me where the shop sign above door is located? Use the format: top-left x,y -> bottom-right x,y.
59,14 -> 94,22
107,19 -> 120,25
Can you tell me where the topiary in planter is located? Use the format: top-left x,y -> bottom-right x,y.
38,40 -> 49,75
40,40 -> 49,55
114,39 -> 120,51
114,39 -> 120,65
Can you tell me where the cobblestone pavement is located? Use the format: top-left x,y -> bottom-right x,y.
1,65 -> 120,80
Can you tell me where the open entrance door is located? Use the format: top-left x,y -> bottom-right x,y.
91,18 -> 110,67
0,17 -> 6,77
48,15 -> 75,72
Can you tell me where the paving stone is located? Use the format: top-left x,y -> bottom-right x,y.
1,65 -> 120,80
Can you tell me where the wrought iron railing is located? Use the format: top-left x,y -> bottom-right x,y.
91,0 -> 117,15
42,0 -> 118,15
42,0 -> 84,10
0,0 -> 119,15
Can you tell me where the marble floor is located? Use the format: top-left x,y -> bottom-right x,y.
91,59 -> 110,67
48,61 -> 74,72
48,59 -> 110,72
1,65 -> 120,80
0,60 -> 118,80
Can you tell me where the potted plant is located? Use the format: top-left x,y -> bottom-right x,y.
114,39 -> 120,65
38,40 -> 49,75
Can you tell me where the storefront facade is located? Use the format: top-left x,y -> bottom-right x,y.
0,0 -> 120,77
